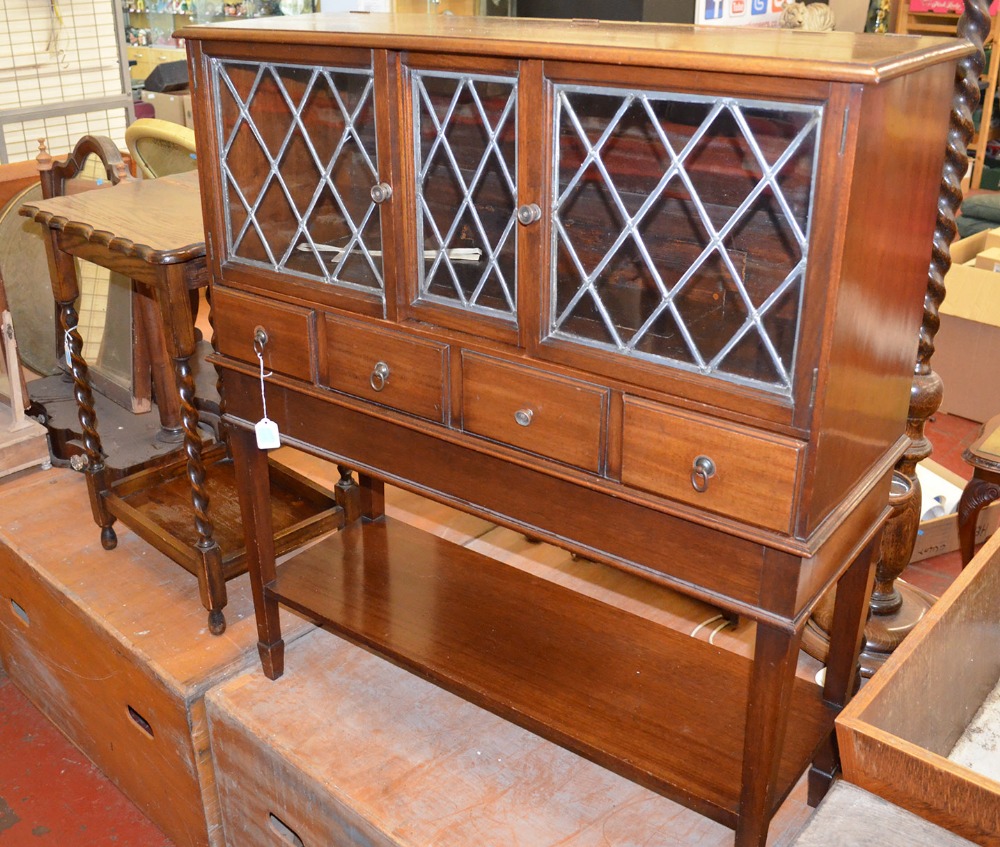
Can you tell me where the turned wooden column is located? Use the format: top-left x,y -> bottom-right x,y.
805,0 -> 988,675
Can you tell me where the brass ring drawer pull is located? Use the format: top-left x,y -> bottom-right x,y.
691,455 -> 716,492
514,408 -> 534,427
370,361 -> 390,391
253,325 -> 268,354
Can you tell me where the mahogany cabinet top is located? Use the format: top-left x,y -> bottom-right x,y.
178,12 -> 971,83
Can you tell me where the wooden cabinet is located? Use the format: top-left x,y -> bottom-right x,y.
394,0 -> 478,12
893,3 -> 1000,191
126,45 -> 188,82
182,14 -> 970,847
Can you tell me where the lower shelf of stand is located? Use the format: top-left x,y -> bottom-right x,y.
104,442 -> 342,580
267,514 -> 834,828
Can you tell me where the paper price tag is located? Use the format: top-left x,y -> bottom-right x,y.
255,417 -> 281,450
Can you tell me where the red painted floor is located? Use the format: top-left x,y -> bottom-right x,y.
0,667 -> 174,846
0,414 -> 986,846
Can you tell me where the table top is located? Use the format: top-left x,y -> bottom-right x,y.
19,170 -> 205,267
964,413 -> 1000,468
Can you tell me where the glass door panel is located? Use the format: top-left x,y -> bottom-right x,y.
412,69 -> 518,322
212,57 -> 384,299
549,84 -> 822,395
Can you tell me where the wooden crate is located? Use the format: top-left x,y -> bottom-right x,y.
0,467 -> 314,847
206,627 -> 817,847
836,527 -> 1000,845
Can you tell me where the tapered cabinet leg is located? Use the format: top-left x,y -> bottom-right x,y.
735,623 -> 803,847
808,532 -> 879,804
230,424 -> 285,678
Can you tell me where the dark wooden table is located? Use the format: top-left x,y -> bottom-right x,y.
958,413 -> 1000,566
21,172 -> 341,634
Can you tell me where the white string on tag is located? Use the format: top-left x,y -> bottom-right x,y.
254,338 -> 280,449
64,323 -> 76,369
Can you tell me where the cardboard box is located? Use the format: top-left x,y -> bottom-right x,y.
908,0 -> 998,11
973,245 -> 1000,272
180,91 -> 195,130
983,227 -> 1000,252
936,230 -> 1000,423
140,89 -> 187,126
911,458 -> 1000,562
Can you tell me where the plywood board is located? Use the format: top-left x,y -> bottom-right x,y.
788,781 -> 976,846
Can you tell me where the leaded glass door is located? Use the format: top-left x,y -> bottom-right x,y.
547,82 -> 822,397
409,65 -> 519,327
211,55 -> 386,303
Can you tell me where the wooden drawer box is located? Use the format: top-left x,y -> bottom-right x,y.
461,352 -> 608,473
836,529 -> 1000,845
0,469 -> 313,847
213,287 -> 316,382
621,397 -> 804,533
322,315 -> 449,423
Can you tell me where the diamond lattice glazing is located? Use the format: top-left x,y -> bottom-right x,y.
413,70 -> 518,321
550,85 -> 822,394
213,59 -> 384,298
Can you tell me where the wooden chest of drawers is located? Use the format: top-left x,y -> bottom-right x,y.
181,13 -> 970,846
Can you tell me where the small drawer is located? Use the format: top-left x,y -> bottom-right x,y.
621,397 -> 803,533
461,352 -> 608,473
212,287 -> 315,382
322,315 -> 448,423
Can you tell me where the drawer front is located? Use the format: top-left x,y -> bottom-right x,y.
621,397 -> 803,533
213,287 -> 315,382
462,352 -> 608,473
322,315 -> 449,423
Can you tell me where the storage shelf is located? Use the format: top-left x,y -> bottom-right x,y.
267,515 -> 835,827
893,2 -> 999,191
106,443 -> 342,580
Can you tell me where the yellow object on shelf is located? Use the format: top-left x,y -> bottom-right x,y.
125,118 -> 197,179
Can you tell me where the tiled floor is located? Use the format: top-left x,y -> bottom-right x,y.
0,413 -> 986,847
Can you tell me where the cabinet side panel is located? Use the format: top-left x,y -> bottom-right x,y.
802,64 -> 955,538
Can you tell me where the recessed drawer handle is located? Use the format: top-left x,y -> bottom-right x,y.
514,408 -> 534,427
691,455 -> 716,493
370,361 -> 390,391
